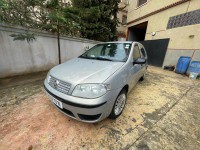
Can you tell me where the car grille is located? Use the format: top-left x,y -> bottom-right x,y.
48,75 -> 71,95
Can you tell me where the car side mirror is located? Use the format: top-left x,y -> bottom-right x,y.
133,58 -> 146,65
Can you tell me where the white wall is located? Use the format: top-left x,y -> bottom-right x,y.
0,25 -> 99,78
60,38 -> 96,63
162,49 -> 200,67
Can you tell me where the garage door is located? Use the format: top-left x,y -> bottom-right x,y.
139,39 -> 170,67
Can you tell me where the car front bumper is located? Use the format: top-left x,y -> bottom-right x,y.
44,80 -> 121,123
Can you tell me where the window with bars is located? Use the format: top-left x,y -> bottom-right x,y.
167,9 -> 200,29
137,0 -> 147,7
122,15 -> 127,25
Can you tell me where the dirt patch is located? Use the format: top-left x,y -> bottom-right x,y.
0,66 -> 199,150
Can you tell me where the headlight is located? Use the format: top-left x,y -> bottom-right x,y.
72,84 -> 110,99
46,71 -> 51,83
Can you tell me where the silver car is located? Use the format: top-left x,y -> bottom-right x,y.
44,41 -> 147,123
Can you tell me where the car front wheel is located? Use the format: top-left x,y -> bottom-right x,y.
109,89 -> 127,119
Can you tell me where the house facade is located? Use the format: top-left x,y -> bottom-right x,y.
127,0 -> 200,67
117,0 -> 129,34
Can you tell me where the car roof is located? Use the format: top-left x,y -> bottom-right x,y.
100,41 -> 138,44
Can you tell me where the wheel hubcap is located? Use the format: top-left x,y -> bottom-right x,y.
114,93 -> 126,115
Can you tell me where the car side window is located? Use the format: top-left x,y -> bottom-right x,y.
132,44 -> 141,60
139,44 -> 146,58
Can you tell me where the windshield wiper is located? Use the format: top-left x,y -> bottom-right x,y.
79,55 -> 95,59
95,57 -> 113,61
79,56 -> 113,61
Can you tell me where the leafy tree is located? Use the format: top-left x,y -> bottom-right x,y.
0,0 -> 125,62
0,0 -> 79,64
0,0 -> 79,35
72,0 -> 122,42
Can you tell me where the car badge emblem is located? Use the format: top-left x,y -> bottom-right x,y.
54,80 -> 59,88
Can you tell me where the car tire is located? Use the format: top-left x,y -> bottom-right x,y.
139,73 -> 146,81
109,89 -> 127,119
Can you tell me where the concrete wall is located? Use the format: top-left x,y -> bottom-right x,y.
127,0 -> 200,67
0,25 -> 99,78
163,49 -> 200,67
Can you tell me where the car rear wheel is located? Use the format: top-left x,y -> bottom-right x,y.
109,89 -> 127,119
139,73 -> 146,81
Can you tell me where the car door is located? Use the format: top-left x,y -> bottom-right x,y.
129,43 -> 142,90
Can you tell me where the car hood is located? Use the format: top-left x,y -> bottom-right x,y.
50,58 -> 124,84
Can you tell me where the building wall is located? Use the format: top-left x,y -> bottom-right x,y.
127,0 -> 200,67
117,11 -> 128,33
117,0 -> 129,33
0,25 -> 99,78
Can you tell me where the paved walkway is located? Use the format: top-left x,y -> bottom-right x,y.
0,67 -> 199,150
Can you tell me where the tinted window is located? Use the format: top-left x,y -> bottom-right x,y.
122,15 -> 127,25
132,44 -> 141,60
80,43 -> 132,62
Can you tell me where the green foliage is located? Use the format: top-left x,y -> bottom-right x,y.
0,0 -> 123,42
0,0 -> 79,37
72,0 -> 122,42
10,33 -> 36,43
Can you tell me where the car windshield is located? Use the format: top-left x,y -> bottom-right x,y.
79,43 -> 132,62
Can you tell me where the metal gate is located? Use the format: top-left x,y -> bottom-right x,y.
139,38 -> 170,67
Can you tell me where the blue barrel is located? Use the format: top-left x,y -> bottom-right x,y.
175,56 -> 191,74
187,61 -> 200,75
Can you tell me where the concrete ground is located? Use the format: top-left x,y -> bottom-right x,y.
0,66 -> 200,150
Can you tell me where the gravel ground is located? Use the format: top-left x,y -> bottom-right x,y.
0,66 -> 199,150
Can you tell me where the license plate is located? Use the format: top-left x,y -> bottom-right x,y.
52,98 -> 63,109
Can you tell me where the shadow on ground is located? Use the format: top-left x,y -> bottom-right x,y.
0,66 -> 199,150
